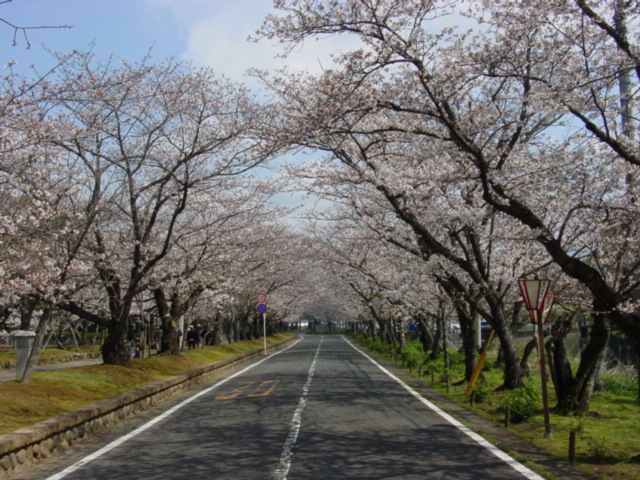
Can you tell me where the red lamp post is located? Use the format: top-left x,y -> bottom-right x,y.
518,279 -> 554,437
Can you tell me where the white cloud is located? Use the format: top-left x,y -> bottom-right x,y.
178,2 -> 358,87
141,1 -> 353,224
137,1 -> 362,87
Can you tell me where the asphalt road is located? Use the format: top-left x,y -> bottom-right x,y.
17,335 -> 545,480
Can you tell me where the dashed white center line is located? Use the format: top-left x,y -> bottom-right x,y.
273,336 -> 323,480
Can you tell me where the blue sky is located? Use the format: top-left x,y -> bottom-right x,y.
0,0 -> 352,223
1,0 -> 347,88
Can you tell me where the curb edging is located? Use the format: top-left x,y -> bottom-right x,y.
0,337 -> 297,479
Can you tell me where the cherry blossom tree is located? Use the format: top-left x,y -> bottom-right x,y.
5,52 -> 278,365
150,178 -> 289,354
0,54 -> 93,379
293,158 -> 549,386
257,0 -> 639,411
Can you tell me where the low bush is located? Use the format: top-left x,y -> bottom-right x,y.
501,380 -> 541,423
401,341 -> 425,372
472,382 -> 492,403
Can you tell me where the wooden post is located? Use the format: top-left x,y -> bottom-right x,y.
569,431 -> 576,464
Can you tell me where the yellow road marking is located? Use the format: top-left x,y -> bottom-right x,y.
214,382 -> 255,400
247,380 -> 280,397
215,380 -> 280,400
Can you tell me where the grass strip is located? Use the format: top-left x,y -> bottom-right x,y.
0,333 -> 294,435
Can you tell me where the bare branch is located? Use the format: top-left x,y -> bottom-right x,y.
0,13 -> 72,48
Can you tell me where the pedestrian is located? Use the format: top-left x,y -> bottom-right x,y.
186,326 -> 199,350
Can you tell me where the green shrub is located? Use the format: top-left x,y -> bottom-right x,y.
364,336 -> 384,352
473,382 -> 492,403
501,380 -> 541,423
424,354 -> 445,374
483,356 -> 496,370
401,342 -> 425,372
446,350 -> 466,378
425,350 -> 465,379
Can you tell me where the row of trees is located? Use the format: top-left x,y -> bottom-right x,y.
0,50 -> 322,375
1,1 -> 638,416
253,0 -> 639,414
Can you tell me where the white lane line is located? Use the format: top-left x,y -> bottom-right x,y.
46,338 -> 302,480
343,337 -> 546,480
273,336 -> 323,480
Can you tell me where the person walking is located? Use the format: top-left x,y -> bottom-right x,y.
186,326 -> 199,350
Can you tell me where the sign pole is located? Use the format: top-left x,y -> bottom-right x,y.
263,313 -> 267,354
257,293 -> 268,355
536,309 -> 552,437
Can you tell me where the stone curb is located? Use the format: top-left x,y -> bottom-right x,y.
0,337 -> 298,479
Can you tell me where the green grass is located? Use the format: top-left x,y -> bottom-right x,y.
448,377 -> 640,480
0,333 -> 294,435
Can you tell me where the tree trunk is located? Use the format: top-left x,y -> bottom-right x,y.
210,315 -> 223,346
561,312 -> 610,415
416,315 -> 435,352
636,340 -> 640,401
18,297 -> 38,330
397,317 -> 407,351
492,313 -> 524,389
102,320 -> 131,365
457,311 -> 479,382
252,316 -> 260,340
233,316 -> 241,342
430,315 -> 442,361
224,314 -> 234,343
546,312 -> 577,411
161,327 -> 181,355
519,337 -> 536,378
442,312 -> 449,384
154,289 -> 181,355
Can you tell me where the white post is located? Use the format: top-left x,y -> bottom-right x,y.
10,331 -> 36,379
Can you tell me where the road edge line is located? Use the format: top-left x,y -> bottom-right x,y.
343,336 -> 546,480
45,337 -> 303,480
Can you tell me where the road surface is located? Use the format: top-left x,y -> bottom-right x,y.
17,335 -> 545,480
